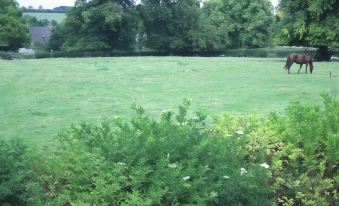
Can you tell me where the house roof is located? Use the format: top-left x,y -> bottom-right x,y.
30,27 -> 51,44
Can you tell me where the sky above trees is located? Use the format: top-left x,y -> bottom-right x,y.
17,0 -> 279,9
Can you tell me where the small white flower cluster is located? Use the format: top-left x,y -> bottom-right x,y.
260,163 -> 269,169
168,163 -> 178,168
223,175 -> 230,179
236,130 -> 244,135
182,176 -> 190,181
115,162 -> 126,166
240,168 -> 247,176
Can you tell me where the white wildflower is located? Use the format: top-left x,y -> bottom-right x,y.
167,153 -> 170,158
236,130 -> 244,135
240,168 -> 247,176
260,163 -> 270,169
168,163 -> 178,168
223,175 -> 230,179
116,162 -> 126,166
210,191 -> 218,198
183,176 -> 190,181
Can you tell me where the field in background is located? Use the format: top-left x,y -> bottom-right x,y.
23,12 -> 66,23
0,57 -> 338,145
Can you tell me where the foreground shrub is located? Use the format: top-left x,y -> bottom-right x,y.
0,140 -> 43,205
51,102 -> 272,205
214,94 -> 339,206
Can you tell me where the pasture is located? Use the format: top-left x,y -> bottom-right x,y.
0,57 -> 338,145
23,12 -> 66,23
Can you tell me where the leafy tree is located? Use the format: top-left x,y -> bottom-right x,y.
202,0 -> 273,49
49,0 -> 140,51
47,23 -> 66,51
277,0 -> 339,60
140,0 -> 202,53
0,0 -> 29,51
23,15 -> 50,27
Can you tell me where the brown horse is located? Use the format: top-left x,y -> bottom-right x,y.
284,53 -> 314,74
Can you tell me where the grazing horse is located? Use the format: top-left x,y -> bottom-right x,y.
284,53 -> 314,74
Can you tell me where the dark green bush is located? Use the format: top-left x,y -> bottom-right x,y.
0,51 -> 15,60
0,140 -> 42,206
52,102 -> 272,205
224,49 -> 268,57
214,94 -> 339,206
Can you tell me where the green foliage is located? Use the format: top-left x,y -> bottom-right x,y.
53,102 -> 272,205
140,0 -> 202,52
277,0 -> 339,48
214,94 -> 339,205
0,103 -> 273,205
0,0 -> 30,51
0,139 -> 42,205
23,15 -> 57,28
49,0 -> 275,52
49,0 -> 140,52
202,0 -> 273,49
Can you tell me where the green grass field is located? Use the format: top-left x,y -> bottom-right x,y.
0,57 -> 338,145
23,12 -> 66,23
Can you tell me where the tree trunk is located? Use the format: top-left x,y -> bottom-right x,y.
315,46 -> 332,61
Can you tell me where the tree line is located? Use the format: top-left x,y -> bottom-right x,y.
1,0 -> 338,56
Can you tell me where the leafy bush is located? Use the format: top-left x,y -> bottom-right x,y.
0,51 -> 15,60
224,49 -> 268,57
214,94 -> 339,206
51,102 -> 272,205
0,140 -> 42,205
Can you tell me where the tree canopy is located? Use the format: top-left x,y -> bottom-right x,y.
0,0 -> 29,51
201,0 -> 273,49
49,0 -> 275,52
277,0 -> 339,48
51,0 -> 140,51
139,0 -> 202,52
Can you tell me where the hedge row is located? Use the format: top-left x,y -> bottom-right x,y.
0,48 -> 318,60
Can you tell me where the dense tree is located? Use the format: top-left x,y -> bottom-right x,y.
201,0 -> 274,49
140,0 -> 202,53
277,0 -> 339,59
49,0 -> 140,51
49,0 -> 275,52
0,0 -> 29,51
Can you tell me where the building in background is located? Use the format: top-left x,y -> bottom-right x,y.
30,27 -> 51,47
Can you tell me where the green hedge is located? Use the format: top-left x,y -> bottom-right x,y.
0,47 -> 319,59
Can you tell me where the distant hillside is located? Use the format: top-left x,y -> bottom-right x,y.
21,6 -> 72,13
23,12 -> 66,23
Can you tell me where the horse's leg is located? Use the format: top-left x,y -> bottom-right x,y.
305,64 -> 308,73
288,62 -> 293,74
297,64 -> 303,73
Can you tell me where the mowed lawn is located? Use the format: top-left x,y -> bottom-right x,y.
0,57 -> 338,145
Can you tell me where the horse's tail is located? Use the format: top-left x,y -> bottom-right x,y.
309,58 -> 314,74
284,56 -> 290,69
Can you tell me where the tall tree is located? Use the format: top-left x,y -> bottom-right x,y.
202,0 -> 274,49
0,0 -> 29,51
140,0 -> 202,53
277,0 -> 339,59
49,0 -> 140,51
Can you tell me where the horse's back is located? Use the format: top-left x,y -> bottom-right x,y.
289,53 -> 312,64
